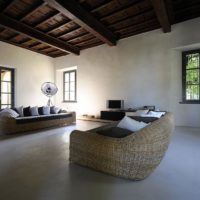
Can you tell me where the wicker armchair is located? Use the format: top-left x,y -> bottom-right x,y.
70,112 -> 174,180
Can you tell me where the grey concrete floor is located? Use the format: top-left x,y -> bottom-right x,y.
0,121 -> 200,200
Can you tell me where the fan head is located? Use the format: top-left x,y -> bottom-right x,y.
41,82 -> 58,97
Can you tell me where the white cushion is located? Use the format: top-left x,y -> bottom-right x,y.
117,116 -> 148,132
15,106 -> 24,117
30,106 -> 39,116
126,109 -> 149,117
0,108 -> 19,118
147,111 -> 166,118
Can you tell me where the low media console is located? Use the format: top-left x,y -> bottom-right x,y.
100,110 -> 137,121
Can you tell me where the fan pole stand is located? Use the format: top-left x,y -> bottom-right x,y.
47,97 -> 53,106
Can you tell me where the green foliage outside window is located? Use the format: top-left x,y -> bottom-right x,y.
185,53 -> 200,100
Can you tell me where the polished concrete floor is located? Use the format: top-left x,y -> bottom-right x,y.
0,121 -> 200,200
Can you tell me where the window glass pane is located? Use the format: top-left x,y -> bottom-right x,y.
1,70 -> 11,81
1,93 -> 11,104
186,85 -> 199,100
70,82 -> 75,91
1,82 -> 11,93
65,83 -> 69,92
64,92 -> 69,101
65,73 -> 69,82
186,53 -> 199,69
186,69 -> 199,85
70,72 -> 75,81
70,92 -> 75,101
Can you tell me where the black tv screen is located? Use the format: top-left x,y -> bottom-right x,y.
107,100 -> 124,109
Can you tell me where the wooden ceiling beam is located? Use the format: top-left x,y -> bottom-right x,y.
44,0 -> 117,46
150,0 -> 171,32
0,13 -> 80,55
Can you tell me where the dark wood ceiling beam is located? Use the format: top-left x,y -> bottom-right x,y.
150,0 -> 171,32
0,13 -> 80,55
44,0 -> 117,45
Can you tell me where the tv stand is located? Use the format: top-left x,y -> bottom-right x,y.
100,109 -> 137,121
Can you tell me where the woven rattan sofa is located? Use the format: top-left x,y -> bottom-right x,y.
0,112 -> 76,135
70,112 -> 174,180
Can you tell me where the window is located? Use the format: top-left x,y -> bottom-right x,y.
63,70 -> 77,102
182,50 -> 200,103
0,67 -> 15,109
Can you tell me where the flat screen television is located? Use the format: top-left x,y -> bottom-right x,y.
107,100 -> 124,110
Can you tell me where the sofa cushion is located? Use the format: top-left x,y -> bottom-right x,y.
23,106 -> 31,116
0,108 -> 19,118
16,113 -> 73,124
117,116 -> 148,132
43,106 -> 50,115
97,127 -> 132,138
30,106 -> 39,116
50,106 -> 61,114
130,116 -> 158,123
15,106 -> 24,117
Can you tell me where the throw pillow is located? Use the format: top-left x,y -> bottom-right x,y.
30,106 -> 39,116
126,109 -> 149,117
0,108 -> 19,118
117,116 -> 148,132
38,107 -> 43,115
130,116 -> 158,123
15,106 -> 24,117
50,106 -> 61,114
147,111 -> 166,118
97,127 -> 132,138
43,106 -> 50,115
23,106 -> 31,117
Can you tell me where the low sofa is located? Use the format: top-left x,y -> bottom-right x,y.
0,109 -> 76,135
70,112 -> 174,180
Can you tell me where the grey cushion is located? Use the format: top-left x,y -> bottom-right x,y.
50,106 -> 61,114
97,127 -> 132,138
30,106 -> 39,116
15,106 -> 24,117
43,106 -> 50,115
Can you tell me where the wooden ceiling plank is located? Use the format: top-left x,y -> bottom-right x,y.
35,12 -> 60,27
2,0 -> 19,12
100,1 -> 146,22
20,2 -> 47,21
44,0 -> 117,46
0,37 -> 53,57
0,13 -> 80,55
0,0 -> 15,12
91,1 -> 114,13
46,20 -> 71,34
150,0 -> 171,32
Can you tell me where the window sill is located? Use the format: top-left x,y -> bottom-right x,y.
62,100 -> 77,103
179,101 -> 200,104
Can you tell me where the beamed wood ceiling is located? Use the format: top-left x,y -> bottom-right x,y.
0,0 -> 199,57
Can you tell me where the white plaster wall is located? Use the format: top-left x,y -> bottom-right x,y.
0,42 -> 54,107
54,17 -> 200,127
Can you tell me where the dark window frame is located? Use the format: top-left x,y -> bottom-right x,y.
181,49 -> 200,104
0,66 -> 15,109
63,70 -> 77,103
